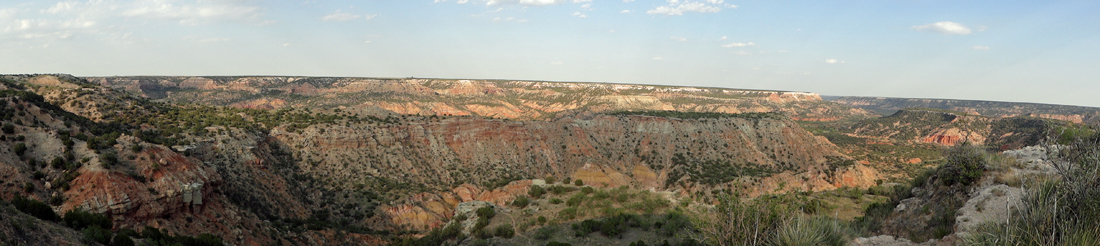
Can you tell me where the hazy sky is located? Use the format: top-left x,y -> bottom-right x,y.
2,0 -> 1098,107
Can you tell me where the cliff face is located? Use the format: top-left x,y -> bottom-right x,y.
275,114 -> 844,189
268,113 -> 884,228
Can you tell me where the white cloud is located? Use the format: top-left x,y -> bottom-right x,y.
572,12 -> 586,18
283,43 -> 291,47
122,0 -> 267,25
972,45 -> 990,50
824,59 -> 843,64
731,51 -> 751,56
652,57 -> 663,60
719,36 -> 727,40
670,36 -> 687,42
912,21 -> 972,35
623,0 -> 634,2
0,0 -> 271,42
621,10 -> 631,13
0,18 -> 97,40
320,10 -> 364,22
721,42 -> 754,48
0,6 -> 104,41
647,0 -> 734,15
364,40 -> 372,44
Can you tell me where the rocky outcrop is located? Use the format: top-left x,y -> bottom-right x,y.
452,201 -> 495,234
920,128 -> 986,146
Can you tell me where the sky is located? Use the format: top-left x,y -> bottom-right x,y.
2,0 -> 1099,107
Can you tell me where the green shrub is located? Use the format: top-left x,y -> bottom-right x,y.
549,198 -> 563,204
773,216 -> 850,246
534,225 -> 557,240
657,211 -> 691,237
476,207 -> 495,218
82,225 -> 113,245
112,234 -> 134,246
117,228 -> 140,238
473,217 -> 490,232
474,228 -> 493,239
493,224 -> 515,238
528,185 -> 547,198
13,143 -> 27,156
572,219 -> 600,237
48,194 -> 65,206
575,179 -> 584,186
548,185 -> 577,195
546,241 -> 572,246
566,193 -> 585,207
939,144 -> 986,186
100,152 -> 119,168
545,176 -> 557,184
141,226 -> 165,241
11,195 -> 59,221
581,186 -> 594,194
599,216 -> 625,237
558,207 -> 578,220
64,209 -> 112,230
442,222 -> 462,238
592,190 -> 610,200
512,196 -> 530,208
22,181 -> 34,192
51,157 -> 65,169
692,194 -> 792,245
538,215 -> 548,224
177,233 -> 225,246
1,123 -> 13,134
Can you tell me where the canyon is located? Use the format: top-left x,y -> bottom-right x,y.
0,74 -> 1095,245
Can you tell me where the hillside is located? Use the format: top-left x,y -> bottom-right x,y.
850,109 -> 1088,150
829,96 -> 1100,125
0,74 -> 883,245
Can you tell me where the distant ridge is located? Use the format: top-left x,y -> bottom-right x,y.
829,96 -> 1100,125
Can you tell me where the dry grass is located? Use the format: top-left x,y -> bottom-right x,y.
993,169 -> 1022,187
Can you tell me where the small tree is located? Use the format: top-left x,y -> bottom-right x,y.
574,179 -> 584,186
528,185 -> 547,198
691,194 -> 793,246
512,196 -> 530,208
14,143 -> 27,156
493,224 -> 515,238
476,207 -> 496,219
